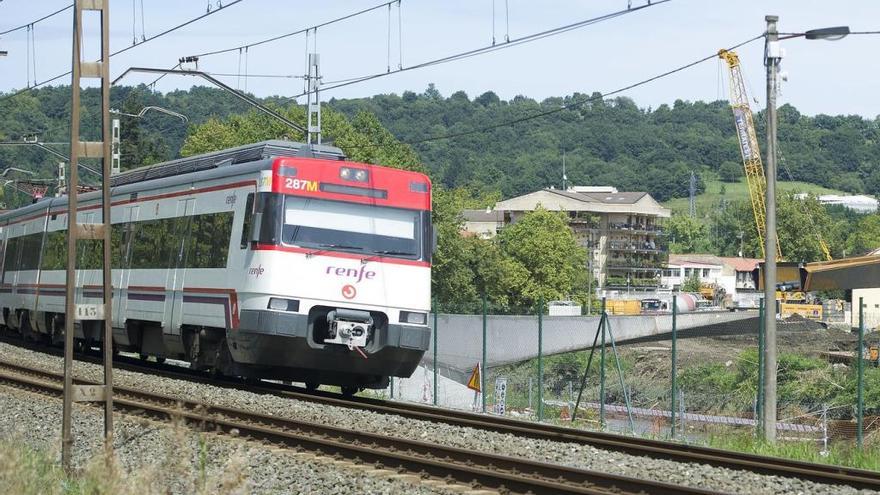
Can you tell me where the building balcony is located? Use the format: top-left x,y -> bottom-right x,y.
608,243 -> 665,254
604,275 -> 660,288
609,223 -> 664,235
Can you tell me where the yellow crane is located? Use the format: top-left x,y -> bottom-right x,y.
718,49 -> 832,262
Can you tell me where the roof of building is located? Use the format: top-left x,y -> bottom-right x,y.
493,187 -> 669,217
668,254 -> 762,273
719,257 -> 761,272
580,191 -> 648,204
462,209 -> 504,222
668,254 -> 724,267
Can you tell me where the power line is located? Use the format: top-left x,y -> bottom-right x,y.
349,34 -> 764,149
0,4 -> 73,36
0,0 -> 246,104
206,72 -> 305,79
288,1 -> 670,101
187,0 -> 397,59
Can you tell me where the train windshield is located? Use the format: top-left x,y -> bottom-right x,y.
281,196 -> 422,259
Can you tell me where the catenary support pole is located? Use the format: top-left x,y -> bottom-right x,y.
670,295 -> 678,438
537,295 -> 544,421
763,13 -> 780,443
600,297 -> 607,429
481,290 -> 487,413
757,297 -> 765,435
432,299 -> 438,406
858,297 -> 865,449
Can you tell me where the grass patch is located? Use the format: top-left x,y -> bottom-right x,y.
704,430 -> 880,471
664,176 -> 843,216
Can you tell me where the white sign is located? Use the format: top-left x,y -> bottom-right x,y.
494,377 -> 507,415
75,303 -> 105,320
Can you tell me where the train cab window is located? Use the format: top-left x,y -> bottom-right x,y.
240,193 -> 255,249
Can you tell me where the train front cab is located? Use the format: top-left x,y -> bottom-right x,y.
227,157 -> 433,390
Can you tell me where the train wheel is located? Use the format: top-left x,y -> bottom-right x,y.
340,386 -> 359,398
305,381 -> 319,392
139,353 -> 149,361
155,357 -> 166,364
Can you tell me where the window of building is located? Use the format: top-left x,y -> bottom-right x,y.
702,268 -> 710,277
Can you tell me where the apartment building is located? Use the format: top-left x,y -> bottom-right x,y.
491,186 -> 671,289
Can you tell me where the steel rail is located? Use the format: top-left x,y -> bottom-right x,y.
0,359 -> 720,495
105,353 -> 880,491
1,334 -> 877,491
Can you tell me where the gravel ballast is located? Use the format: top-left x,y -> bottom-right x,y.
0,340 -> 875,495
0,385 -> 459,495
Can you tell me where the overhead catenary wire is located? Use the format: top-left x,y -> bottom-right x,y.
287,1 -> 670,101
0,0 -> 246,104
186,0 -> 397,59
0,4 -> 73,36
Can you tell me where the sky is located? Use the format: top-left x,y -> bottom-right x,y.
0,0 -> 878,117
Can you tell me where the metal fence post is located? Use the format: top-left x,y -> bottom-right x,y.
600,297 -> 607,429
482,290 -> 487,414
858,296 -> 865,449
671,294 -> 678,439
390,377 -> 394,399
433,298 -> 438,407
538,295 -> 544,422
757,297 -> 765,436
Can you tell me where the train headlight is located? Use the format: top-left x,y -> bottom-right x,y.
340,167 -> 369,182
399,311 -> 427,325
268,298 -> 300,312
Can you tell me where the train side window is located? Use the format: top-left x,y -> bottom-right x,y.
189,212 -> 233,268
240,193 -> 255,249
3,236 -> 20,281
19,233 -> 42,270
41,231 -> 66,270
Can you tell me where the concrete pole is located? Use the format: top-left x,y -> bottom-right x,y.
763,14 -> 780,443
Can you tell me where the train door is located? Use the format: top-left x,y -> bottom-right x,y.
113,206 -> 139,327
76,211 -> 100,307
166,198 -> 195,335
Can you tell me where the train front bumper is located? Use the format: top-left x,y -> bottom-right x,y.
227,309 -> 430,386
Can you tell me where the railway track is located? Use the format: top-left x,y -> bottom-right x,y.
0,359 -> 721,495
2,334 -> 879,492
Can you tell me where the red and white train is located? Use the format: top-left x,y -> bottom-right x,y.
0,141 -> 433,393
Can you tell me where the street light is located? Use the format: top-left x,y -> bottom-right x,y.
804,26 -> 850,40
762,15 -> 849,444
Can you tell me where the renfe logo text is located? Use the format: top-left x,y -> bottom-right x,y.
326,265 -> 376,284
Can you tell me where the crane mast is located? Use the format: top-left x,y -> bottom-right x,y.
719,49 -> 783,261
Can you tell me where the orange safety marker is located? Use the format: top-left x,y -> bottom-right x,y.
466,363 -> 482,392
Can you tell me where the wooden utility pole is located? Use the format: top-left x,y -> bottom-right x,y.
62,0 -> 114,472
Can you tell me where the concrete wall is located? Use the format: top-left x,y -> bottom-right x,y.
424,310 -> 758,376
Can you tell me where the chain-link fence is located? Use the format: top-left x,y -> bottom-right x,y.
378,294 -> 878,458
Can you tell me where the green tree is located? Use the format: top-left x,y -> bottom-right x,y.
718,161 -> 742,182
666,214 -> 709,254
681,271 -> 702,293
845,214 -> 880,256
497,207 -> 587,308
430,187 -> 526,313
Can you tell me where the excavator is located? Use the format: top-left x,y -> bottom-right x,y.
718,49 -> 827,320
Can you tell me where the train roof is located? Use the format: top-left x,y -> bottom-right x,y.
110,140 -> 346,187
